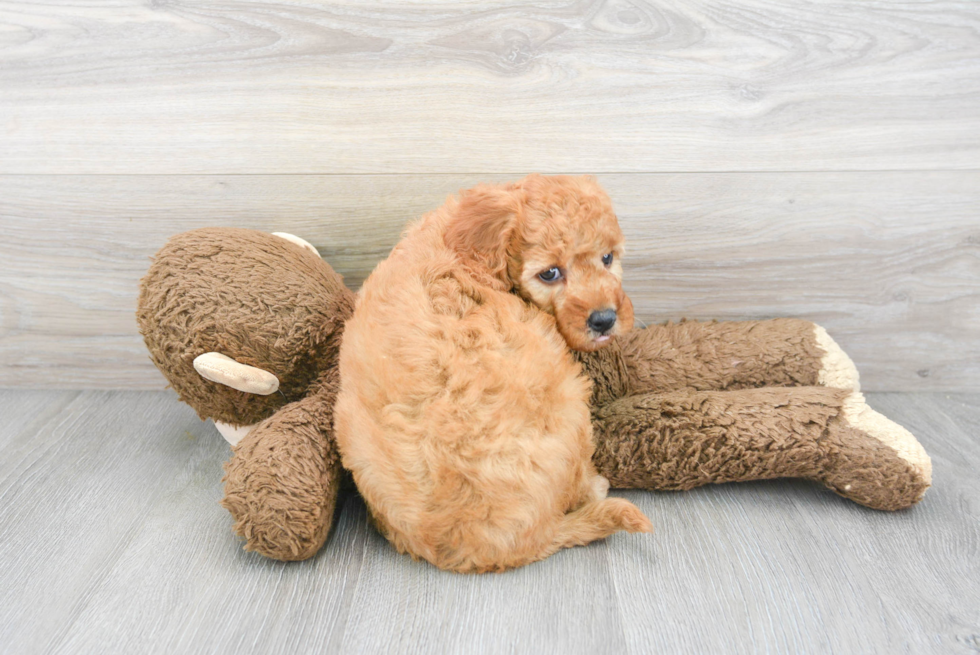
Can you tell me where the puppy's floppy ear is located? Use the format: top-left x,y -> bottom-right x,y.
444,184 -> 523,280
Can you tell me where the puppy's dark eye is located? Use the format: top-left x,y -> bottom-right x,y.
602,253 -> 614,267
538,267 -> 562,283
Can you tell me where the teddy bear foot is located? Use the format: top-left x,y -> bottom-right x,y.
214,421 -> 256,446
819,391 -> 932,510
813,324 -> 860,391
590,386 -> 932,511
221,393 -> 345,561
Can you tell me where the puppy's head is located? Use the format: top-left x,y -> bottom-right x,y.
444,174 -> 633,351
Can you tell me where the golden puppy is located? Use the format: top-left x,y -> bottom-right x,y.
335,174 -> 651,572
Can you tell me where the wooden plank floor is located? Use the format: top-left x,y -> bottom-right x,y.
1,389 -> 977,654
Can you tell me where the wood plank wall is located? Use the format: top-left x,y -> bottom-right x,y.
1,1 -> 978,390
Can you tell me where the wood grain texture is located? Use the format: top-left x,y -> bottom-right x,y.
0,390 -> 976,654
1,1 -> 978,174
1,172 -> 977,391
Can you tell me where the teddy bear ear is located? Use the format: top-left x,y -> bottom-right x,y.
443,183 -> 524,280
193,352 -> 279,395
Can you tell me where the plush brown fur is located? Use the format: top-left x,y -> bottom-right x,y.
221,368 -> 346,560
335,175 -> 651,573
578,320 -> 930,510
575,318 -> 826,405
137,187 -> 932,567
137,228 -> 354,560
137,227 -> 353,427
591,387 -> 928,510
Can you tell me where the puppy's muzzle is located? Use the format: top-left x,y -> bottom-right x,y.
586,309 -> 617,335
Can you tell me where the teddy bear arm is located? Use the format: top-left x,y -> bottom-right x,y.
590,386 -> 930,510
221,377 -> 344,561
612,318 -> 858,397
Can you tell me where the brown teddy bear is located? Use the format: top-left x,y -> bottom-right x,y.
137,226 -> 931,562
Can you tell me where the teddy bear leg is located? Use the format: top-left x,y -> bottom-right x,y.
622,318 -> 857,393
591,386 -> 930,510
578,319 -> 859,405
221,383 -> 343,561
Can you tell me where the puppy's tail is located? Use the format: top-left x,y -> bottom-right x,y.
543,498 -> 652,559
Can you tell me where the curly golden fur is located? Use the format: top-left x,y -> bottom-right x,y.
335,174 -> 651,573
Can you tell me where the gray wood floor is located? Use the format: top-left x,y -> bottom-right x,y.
1,390 -> 977,654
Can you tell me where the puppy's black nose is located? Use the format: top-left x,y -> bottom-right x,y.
587,309 -> 617,334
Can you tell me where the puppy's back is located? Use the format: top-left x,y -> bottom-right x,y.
335,216 -> 650,572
